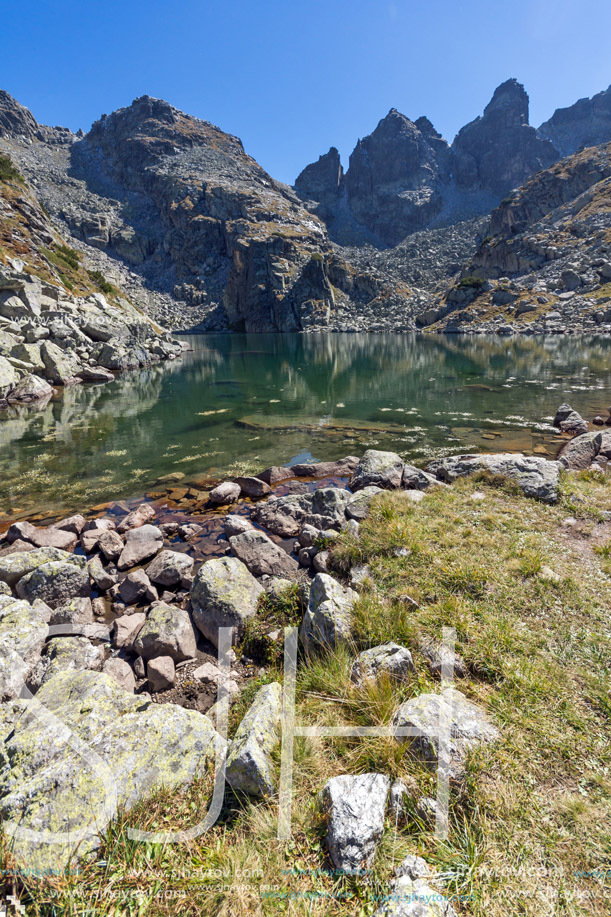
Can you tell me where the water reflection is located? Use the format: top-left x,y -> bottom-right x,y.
2,333 -> 610,517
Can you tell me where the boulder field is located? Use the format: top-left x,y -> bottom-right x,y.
0,408 -> 605,877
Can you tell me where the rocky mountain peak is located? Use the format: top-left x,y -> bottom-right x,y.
295,146 -> 343,209
483,77 -> 529,126
451,79 -> 557,194
538,84 -> 611,157
0,90 -> 40,141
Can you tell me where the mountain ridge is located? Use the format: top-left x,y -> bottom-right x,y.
1,80 -> 611,334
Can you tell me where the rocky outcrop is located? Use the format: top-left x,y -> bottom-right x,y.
0,669 -> 223,871
427,141 -> 611,334
344,109 -> 451,245
295,147 -> 344,215
452,79 -> 557,196
539,84 -> 611,157
426,453 -> 561,503
1,92 -> 413,333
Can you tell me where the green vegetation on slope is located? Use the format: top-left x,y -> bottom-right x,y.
3,470 -> 611,916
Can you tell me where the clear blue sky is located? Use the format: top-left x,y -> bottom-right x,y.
3,0 -> 611,183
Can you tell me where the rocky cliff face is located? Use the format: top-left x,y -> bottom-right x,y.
451,79 -> 557,194
0,152 -> 184,406
296,80 -> 611,249
0,93 -> 416,333
419,142 -> 611,334
538,85 -> 611,157
295,147 -> 343,216
342,109 -> 451,245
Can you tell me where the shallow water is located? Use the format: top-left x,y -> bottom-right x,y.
2,333 -> 610,519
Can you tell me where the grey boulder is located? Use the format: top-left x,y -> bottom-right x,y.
226,682 -> 282,797
16,561 -> 90,609
300,573 -> 357,653
345,486 -> 383,521
229,529 -> 298,578
190,556 -> 264,648
321,773 -> 390,874
117,525 -> 163,570
350,450 -> 404,491
133,602 -> 197,662
393,687 -> 499,780
426,453 -> 561,503
146,549 -> 194,586
351,643 -> 415,685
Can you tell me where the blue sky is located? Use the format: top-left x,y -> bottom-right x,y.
3,0 -> 611,183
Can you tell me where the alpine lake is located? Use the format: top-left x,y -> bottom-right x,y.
2,333 -> 611,525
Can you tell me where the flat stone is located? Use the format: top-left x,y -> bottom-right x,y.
191,556 -> 264,648
117,525 -> 163,570
229,529 -> 298,578
226,682 -> 282,798
321,773 -> 390,874
290,456 -> 359,478
426,453 -> 561,504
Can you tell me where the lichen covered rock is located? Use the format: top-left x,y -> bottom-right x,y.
225,682 -> 282,797
0,669 -> 224,871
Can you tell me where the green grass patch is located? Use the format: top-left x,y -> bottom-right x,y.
0,154 -> 24,184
